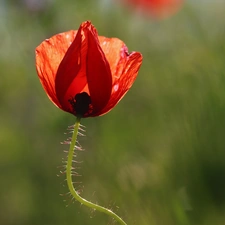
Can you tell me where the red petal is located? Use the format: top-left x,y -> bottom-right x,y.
122,0 -> 183,18
85,23 -> 112,115
55,21 -> 112,115
35,30 -> 77,109
99,37 -> 126,85
94,40 -> 143,116
55,24 -> 88,112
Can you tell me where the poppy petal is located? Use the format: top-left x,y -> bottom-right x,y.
84,23 -> 112,115
55,23 -> 89,112
35,30 -> 77,109
55,21 -> 112,116
99,37 -> 126,84
122,0 -> 183,19
95,50 -> 143,116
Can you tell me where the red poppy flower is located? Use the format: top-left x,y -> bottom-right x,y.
36,21 -> 142,118
121,0 -> 183,19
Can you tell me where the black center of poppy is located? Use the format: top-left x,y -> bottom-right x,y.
69,92 -> 92,116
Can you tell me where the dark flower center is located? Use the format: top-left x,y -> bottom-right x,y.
69,92 -> 92,117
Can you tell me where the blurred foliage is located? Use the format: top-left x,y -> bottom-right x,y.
1,0 -> 225,224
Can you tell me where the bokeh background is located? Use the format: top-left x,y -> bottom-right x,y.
1,0 -> 225,224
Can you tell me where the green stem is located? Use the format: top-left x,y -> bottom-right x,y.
66,116 -> 127,225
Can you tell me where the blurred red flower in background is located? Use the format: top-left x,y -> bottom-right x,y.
121,0 -> 183,19
36,21 -> 142,118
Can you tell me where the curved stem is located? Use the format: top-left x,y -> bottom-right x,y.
66,116 -> 127,225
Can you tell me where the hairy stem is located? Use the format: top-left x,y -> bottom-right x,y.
66,116 -> 127,225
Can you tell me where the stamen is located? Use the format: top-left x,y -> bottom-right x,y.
69,92 -> 92,116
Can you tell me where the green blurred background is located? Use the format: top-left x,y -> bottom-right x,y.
1,0 -> 225,224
